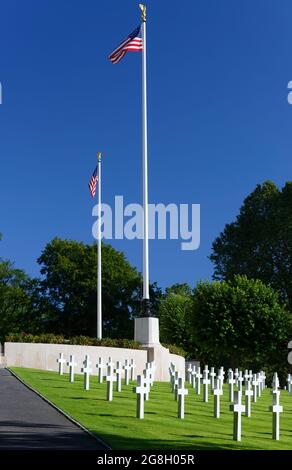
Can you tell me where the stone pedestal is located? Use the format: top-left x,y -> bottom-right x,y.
134,317 -> 160,347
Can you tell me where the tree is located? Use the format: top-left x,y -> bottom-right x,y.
159,283 -> 194,352
37,238 -> 161,338
0,258 -> 40,341
210,181 -> 292,307
190,275 -> 291,378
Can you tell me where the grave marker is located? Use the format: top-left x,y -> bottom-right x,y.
210,367 -> 216,391
96,357 -> 104,384
67,355 -> 77,383
81,355 -> 92,391
115,361 -> 123,392
177,377 -> 188,419
123,359 -> 131,385
202,367 -> 210,403
130,359 -> 136,381
57,353 -> 66,375
196,367 -> 202,395
244,380 -> 253,418
213,378 -> 223,418
269,390 -> 283,441
230,391 -> 245,441
228,370 -> 235,403
106,365 -> 117,401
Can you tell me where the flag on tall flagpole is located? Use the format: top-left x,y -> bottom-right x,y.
108,4 -> 151,318
88,166 -> 98,198
108,25 -> 143,64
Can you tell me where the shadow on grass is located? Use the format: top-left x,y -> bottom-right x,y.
92,432 -> 243,451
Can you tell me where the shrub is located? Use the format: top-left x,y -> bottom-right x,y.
5,332 -> 142,350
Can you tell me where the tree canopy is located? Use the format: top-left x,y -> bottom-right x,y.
210,181 -> 292,307
37,238 -> 143,338
190,275 -> 292,377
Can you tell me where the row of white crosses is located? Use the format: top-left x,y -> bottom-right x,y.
56,353 -> 136,397
133,362 -> 156,419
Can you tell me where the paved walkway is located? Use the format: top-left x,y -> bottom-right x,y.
0,368 -> 106,449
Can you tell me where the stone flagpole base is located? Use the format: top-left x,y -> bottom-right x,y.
134,317 -> 160,347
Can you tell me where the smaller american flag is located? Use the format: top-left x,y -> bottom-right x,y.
88,166 -> 98,198
108,25 -> 143,64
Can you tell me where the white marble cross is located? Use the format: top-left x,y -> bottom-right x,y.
143,369 -> 151,401
244,369 -> 249,382
123,359 -> 131,385
67,355 -> 77,383
130,359 -> 136,381
210,367 -> 216,391
145,363 -> 154,389
187,364 -> 193,384
172,370 -> 179,393
269,390 -> 283,440
202,367 -> 210,403
169,367 -> 176,390
238,371 -> 244,393
81,355 -> 92,391
96,357 -> 104,384
228,370 -> 235,403
252,374 -> 258,403
57,353 -> 66,375
174,372 -> 180,401
133,374 -> 149,419
248,370 -> 253,381
115,361 -> 123,392
196,367 -> 202,395
106,365 -> 117,401
257,373 -> 262,398
177,377 -> 188,419
147,362 -> 156,386
287,374 -> 292,394
244,380 -> 253,417
213,378 -> 223,418
191,365 -> 197,389
272,372 -> 279,391
217,368 -> 224,391
260,370 -> 266,390
107,357 -> 115,376
230,391 -> 245,441
234,368 -> 239,386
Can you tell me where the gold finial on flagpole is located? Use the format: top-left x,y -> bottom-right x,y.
97,151 -> 101,162
139,3 -> 146,22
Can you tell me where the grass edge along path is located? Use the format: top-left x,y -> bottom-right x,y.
10,367 -> 292,450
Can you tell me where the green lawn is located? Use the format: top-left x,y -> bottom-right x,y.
10,367 -> 292,450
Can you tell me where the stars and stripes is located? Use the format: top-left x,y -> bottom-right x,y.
88,166 -> 98,198
108,25 -> 143,64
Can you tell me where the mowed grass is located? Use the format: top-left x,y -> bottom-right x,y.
10,367 -> 292,450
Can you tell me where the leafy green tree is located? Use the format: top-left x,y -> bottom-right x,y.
0,258 -> 40,341
159,283 -> 194,353
37,238 -> 161,338
191,275 -> 292,378
210,181 -> 292,307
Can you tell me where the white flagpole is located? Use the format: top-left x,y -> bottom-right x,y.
140,4 -> 151,316
97,151 -> 102,338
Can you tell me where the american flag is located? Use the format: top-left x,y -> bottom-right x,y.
88,166 -> 98,198
108,25 -> 143,64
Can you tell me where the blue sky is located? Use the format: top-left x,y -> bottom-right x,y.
0,0 -> 292,289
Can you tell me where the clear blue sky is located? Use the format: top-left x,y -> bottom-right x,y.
1,0 -> 292,289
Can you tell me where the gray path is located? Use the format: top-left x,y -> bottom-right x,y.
0,368 -> 106,449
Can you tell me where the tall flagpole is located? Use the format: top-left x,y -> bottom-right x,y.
139,4 -> 151,317
97,151 -> 102,338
